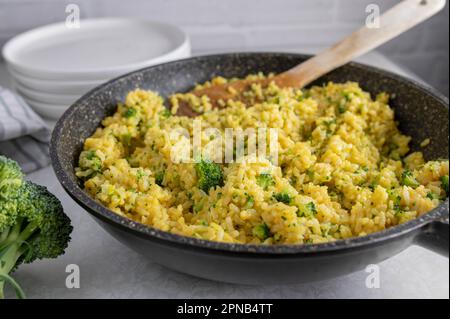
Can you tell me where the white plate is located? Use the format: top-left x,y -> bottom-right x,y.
3,18 -> 191,81
22,97 -> 67,120
14,82 -> 79,105
9,67 -> 104,95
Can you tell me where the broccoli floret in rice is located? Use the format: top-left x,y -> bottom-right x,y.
256,173 -> 274,190
195,160 -> 224,193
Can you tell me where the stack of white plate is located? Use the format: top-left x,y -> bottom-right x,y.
2,18 -> 191,120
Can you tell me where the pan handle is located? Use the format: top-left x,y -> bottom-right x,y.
414,212 -> 449,257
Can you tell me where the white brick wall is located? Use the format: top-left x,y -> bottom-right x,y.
0,0 -> 448,95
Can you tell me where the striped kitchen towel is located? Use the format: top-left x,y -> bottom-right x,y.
0,86 -> 51,173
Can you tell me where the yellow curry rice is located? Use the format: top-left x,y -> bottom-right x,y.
76,75 -> 449,244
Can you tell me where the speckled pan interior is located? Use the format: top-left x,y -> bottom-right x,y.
50,52 -> 449,254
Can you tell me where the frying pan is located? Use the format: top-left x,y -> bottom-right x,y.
50,53 -> 449,285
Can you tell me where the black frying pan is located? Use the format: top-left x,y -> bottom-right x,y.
50,53 -> 449,285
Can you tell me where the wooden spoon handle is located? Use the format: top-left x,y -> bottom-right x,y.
278,0 -> 446,88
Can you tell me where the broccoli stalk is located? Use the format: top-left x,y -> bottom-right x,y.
0,156 -> 72,299
0,217 -> 35,299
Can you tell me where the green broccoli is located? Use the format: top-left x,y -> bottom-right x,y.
441,175 -> 449,196
0,156 -> 23,230
256,173 -> 274,190
160,108 -> 172,118
0,156 -> 23,198
244,194 -> 254,209
252,223 -> 271,241
338,102 -> 346,114
273,191 -> 292,204
193,201 -> 204,213
387,189 -> 403,215
76,150 -> 102,180
0,156 -> 72,299
297,201 -> 317,218
121,133 -> 133,147
426,192 -> 440,200
195,160 -> 224,193
155,171 -> 164,186
136,169 -> 146,181
123,107 -> 137,118
401,170 -> 420,188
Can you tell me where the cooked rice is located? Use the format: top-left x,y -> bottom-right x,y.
76,75 -> 449,244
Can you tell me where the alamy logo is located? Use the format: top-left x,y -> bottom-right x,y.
365,264 -> 380,289
366,4 -> 381,29
65,264 -> 80,289
169,119 -> 279,165
65,4 -> 81,29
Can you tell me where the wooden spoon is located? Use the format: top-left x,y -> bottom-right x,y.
176,0 -> 446,117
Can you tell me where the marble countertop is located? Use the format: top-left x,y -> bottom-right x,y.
1,50 -> 449,299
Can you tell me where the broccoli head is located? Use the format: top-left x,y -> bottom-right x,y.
0,155 -> 23,199
195,160 -> 224,193
273,191 -> 292,204
296,201 -> 317,218
441,175 -> 449,196
15,182 -> 73,260
0,156 -> 24,232
155,171 -> 165,186
244,194 -> 254,209
123,107 -> 137,118
400,170 -> 420,188
256,173 -> 275,190
252,223 -> 271,241
426,192 -> 440,200
76,150 -> 103,180
0,158 -> 72,299
160,108 -> 172,118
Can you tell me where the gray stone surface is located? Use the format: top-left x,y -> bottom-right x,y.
10,165 -> 447,299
